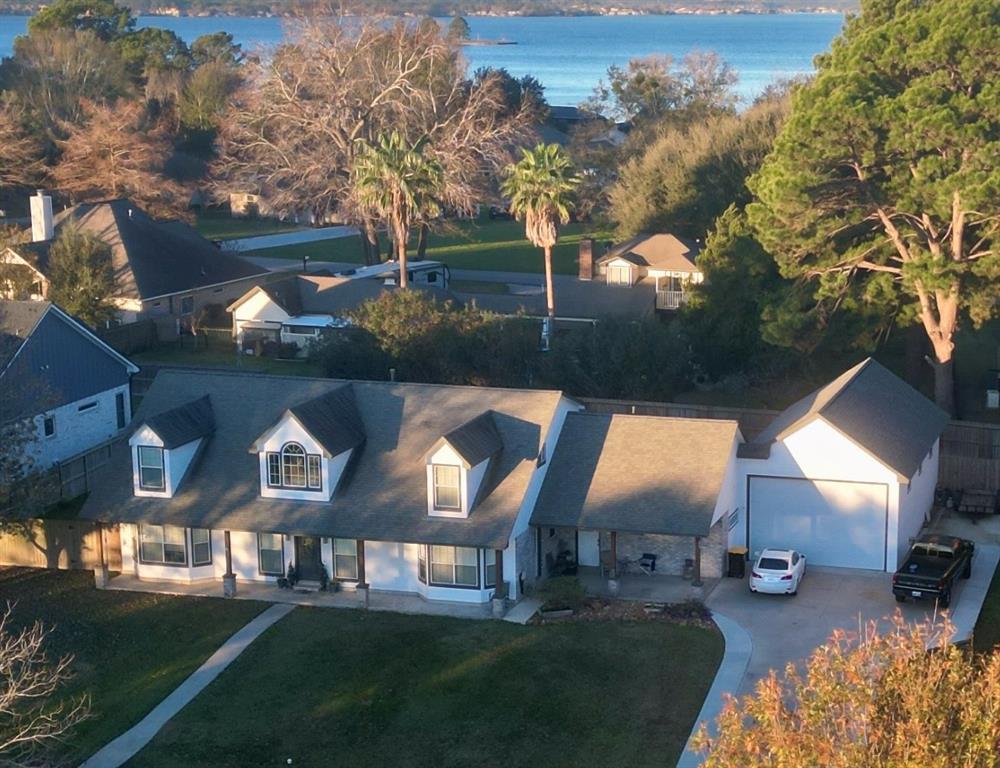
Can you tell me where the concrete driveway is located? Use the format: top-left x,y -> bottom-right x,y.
706,547 -> 996,696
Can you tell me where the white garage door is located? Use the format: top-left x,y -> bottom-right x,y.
748,476 -> 888,571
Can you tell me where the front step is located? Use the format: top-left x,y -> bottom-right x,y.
292,580 -> 322,593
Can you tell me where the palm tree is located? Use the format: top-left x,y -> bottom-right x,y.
354,130 -> 443,289
501,144 -> 579,342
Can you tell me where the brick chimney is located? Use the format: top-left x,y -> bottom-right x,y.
30,190 -> 54,243
578,237 -> 594,281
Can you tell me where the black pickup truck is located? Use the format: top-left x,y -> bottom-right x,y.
892,535 -> 975,608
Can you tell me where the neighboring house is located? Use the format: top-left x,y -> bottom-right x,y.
733,358 -> 949,572
595,233 -> 703,310
227,273 -> 458,353
227,275 -> 388,353
2,192 -> 271,323
78,359 -> 940,607
0,300 -> 139,474
82,370 -> 579,603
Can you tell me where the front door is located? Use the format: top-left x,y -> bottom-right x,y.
295,536 -> 323,581
577,530 -> 601,567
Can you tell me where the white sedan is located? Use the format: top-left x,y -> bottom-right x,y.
749,548 -> 806,595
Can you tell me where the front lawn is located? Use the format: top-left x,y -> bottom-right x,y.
0,568 -> 266,764
245,218 -> 614,275
194,210 -> 306,241
131,609 -> 721,768
131,339 -> 324,378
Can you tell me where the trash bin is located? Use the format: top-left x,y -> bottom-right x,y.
727,547 -> 748,579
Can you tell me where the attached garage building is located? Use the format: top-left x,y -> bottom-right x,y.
735,359 -> 949,572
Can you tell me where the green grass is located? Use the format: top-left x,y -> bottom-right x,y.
245,218 -> 614,275
131,608 -> 722,768
974,563 -> 1000,652
131,338 -> 324,378
0,568 -> 266,763
194,210 -> 306,241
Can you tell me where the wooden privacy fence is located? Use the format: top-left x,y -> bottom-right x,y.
579,397 -> 780,441
939,421 -> 1000,493
58,440 -> 114,500
0,519 -> 121,571
579,397 -> 1000,493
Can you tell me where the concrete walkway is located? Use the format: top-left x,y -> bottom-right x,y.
80,603 -> 295,768
503,597 -> 541,625
676,613 -> 752,768
220,225 -> 358,252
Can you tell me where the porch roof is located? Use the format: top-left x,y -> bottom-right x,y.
532,412 -> 739,537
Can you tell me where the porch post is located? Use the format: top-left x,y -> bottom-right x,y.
356,540 -> 369,609
223,530 -> 237,597
93,521 -> 109,588
356,539 -> 367,585
494,549 -> 506,599
609,530 -> 618,579
692,536 -> 703,588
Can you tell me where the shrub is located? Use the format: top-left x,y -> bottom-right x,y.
537,576 -> 585,612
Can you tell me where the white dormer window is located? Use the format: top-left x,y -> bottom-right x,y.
138,447 -> 165,491
432,465 -> 462,510
266,442 -> 322,491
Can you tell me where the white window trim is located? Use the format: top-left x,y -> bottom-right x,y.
139,523 -> 187,566
432,464 -> 462,512
138,446 -> 165,491
266,442 -> 323,492
427,544 -> 480,589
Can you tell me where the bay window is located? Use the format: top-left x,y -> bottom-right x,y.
429,545 -> 479,588
333,538 -> 358,580
485,550 -> 496,588
139,524 -> 186,565
191,528 -> 212,566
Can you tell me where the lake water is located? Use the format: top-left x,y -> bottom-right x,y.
0,13 -> 844,105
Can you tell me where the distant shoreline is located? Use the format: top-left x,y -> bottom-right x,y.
0,9 -> 849,19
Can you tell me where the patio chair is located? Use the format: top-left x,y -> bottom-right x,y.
638,553 -> 657,575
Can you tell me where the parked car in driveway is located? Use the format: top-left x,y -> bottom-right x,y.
892,535 -> 974,609
750,549 -> 806,596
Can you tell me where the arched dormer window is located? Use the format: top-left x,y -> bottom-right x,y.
266,442 -> 322,491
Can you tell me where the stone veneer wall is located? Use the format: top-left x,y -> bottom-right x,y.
600,519 -> 728,579
514,526 -> 539,595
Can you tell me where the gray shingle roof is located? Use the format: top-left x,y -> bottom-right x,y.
230,274 -> 460,319
438,411 -> 503,467
598,233 -> 701,273
532,412 -> 739,537
143,395 -> 215,449
12,200 -> 269,301
1,300 -> 136,420
286,386 -> 366,457
743,358 -> 949,480
81,371 -> 565,548
0,300 -> 47,371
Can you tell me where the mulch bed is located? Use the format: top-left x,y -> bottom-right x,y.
535,597 -> 714,628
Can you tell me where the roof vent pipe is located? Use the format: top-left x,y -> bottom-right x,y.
30,190 -> 54,243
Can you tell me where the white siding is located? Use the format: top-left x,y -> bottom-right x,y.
733,416 -> 915,572
232,289 -> 290,338
256,415 -> 348,502
28,385 -> 131,470
426,443 -> 471,518
894,439 -> 939,570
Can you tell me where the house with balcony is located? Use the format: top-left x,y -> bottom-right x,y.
594,233 -> 703,311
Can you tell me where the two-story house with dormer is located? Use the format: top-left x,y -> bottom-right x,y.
82,369 -> 580,603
